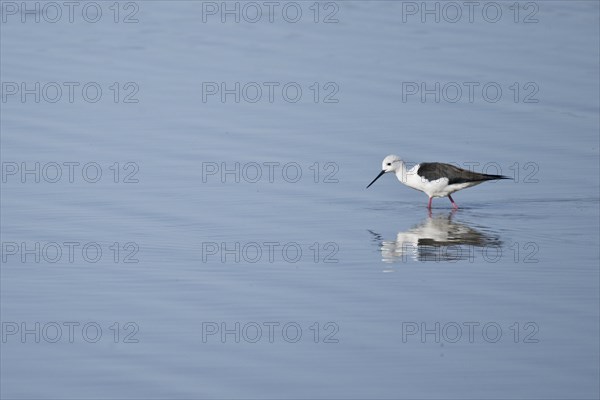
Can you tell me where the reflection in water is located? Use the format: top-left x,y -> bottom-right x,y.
369,211 -> 503,263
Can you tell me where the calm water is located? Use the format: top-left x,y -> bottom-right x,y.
1,1 -> 599,399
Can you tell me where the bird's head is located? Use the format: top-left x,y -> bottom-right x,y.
381,154 -> 402,172
367,155 -> 403,188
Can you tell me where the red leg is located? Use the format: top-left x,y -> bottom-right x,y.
427,197 -> 433,209
448,194 -> 458,209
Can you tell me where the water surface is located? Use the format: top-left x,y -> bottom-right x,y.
1,1 -> 599,399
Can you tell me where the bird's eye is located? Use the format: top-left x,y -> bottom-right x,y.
386,163 -> 391,166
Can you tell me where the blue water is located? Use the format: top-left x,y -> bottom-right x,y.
1,1 -> 599,398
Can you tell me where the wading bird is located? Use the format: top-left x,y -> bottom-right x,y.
366,155 -> 510,209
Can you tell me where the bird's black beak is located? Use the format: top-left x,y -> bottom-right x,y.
366,170 -> 386,189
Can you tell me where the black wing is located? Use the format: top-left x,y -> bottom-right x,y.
417,163 -> 510,185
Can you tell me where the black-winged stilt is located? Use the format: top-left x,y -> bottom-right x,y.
366,155 -> 510,209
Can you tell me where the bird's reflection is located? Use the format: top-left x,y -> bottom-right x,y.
369,211 -> 503,263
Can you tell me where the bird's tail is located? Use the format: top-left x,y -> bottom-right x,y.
483,174 -> 512,180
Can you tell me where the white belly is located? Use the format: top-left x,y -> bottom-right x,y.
397,170 -> 482,198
